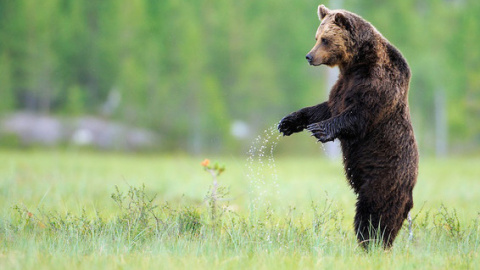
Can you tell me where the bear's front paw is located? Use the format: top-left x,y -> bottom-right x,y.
278,113 -> 305,136
307,122 -> 334,143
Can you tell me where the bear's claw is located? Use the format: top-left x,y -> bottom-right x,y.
278,114 -> 305,136
307,122 -> 334,143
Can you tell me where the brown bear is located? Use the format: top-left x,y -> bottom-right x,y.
278,5 -> 418,249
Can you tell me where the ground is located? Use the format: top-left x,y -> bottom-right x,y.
0,150 -> 479,269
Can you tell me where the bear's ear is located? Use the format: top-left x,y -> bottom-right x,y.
318,5 -> 330,20
334,12 -> 352,31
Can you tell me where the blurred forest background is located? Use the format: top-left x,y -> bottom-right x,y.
0,0 -> 479,155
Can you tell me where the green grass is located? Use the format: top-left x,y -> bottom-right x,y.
1,150 -> 479,269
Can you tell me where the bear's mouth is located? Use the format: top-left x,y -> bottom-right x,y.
308,61 -> 322,66
306,56 -> 322,66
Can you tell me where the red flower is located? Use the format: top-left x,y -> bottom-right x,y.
201,159 -> 210,167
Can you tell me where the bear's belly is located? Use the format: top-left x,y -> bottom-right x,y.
339,120 -> 418,194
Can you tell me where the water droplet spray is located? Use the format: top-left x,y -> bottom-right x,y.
246,124 -> 281,219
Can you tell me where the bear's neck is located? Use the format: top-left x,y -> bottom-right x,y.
339,35 -> 387,75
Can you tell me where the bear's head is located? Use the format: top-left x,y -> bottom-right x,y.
306,5 -> 355,67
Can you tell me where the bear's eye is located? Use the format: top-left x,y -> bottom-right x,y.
321,38 -> 329,45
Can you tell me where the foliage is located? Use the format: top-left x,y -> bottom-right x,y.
201,159 -> 228,228
1,151 -> 480,268
3,184 -> 480,269
0,0 -> 479,154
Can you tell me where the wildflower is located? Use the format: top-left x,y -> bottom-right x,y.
201,159 -> 210,167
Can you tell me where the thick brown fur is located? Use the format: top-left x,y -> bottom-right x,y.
278,5 -> 418,249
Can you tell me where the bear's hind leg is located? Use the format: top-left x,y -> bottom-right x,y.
354,195 -> 406,249
354,198 -> 387,249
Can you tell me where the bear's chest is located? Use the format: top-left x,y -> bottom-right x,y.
328,79 -> 351,115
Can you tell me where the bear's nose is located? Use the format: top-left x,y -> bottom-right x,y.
306,54 -> 313,62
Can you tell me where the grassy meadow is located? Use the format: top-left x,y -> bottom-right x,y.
1,149 -> 479,269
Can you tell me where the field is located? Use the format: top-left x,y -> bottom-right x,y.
1,150 -> 479,269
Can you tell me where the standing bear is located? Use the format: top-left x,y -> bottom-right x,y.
278,5 -> 418,248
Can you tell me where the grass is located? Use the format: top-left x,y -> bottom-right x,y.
0,150 -> 479,269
